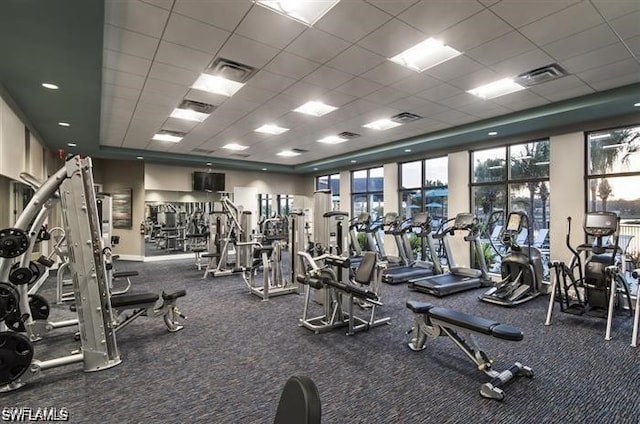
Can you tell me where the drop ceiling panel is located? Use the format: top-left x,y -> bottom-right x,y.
360,61 -> 414,86
315,0 -> 391,43
101,95 -> 137,115
562,43 -> 633,74
102,83 -> 141,101
438,10 -> 512,52
264,51 -> 320,79
409,100 -> 450,117
154,41 -> 214,72
364,86 -> 408,105
609,11 -> 640,40
163,13 -> 230,54
234,5 -> 306,50
364,0 -> 419,17
104,0 -> 170,38
334,77 -> 383,98
447,68 -> 501,91
163,117 -> 199,133
282,81 -> 329,102
102,68 -> 146,90
490,0 -> 580,29
425,55 -> 485,82
489,90 -> 550,110
431,109 -> 475,125
542,24 -> 620,61
518,2 -> 605,46
466,31 -> 538,66
183,89 -> 230,107
490,48 -> 556,77
246,70 -> 297,92
286,28 -> 351,63
398,1 -> 484,36
140,0 -> 173,11
232,85 -> 278,105
437,92 -> 486,109
390,73 -> 442,95
457,102 -> 511,119
417,83 -> 465,102
103,25 -> 159,59
216,34 -> 280,70
302,66 -> 354,90
318,91 -> 358,108
327,45 -> 388,76
582,72 -> 640,92
173,1 -> 252,32
148,62 -> 199,86
357,18 -> 426,58
103,49 -> 152,76
627,35 -> 640,56
143,77 -> 189,100
591,0 -> 640,21
578,58 -> 640,86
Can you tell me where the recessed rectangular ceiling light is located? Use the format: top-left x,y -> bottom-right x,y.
389,38 -> 462,72
170,100 -> 215,122
192,74 -> 244,97
223,143 -> 249,151
293,101 -> 338,117
467,78 -> 526,100
254,0 -> 340,26
152,130 -> 185,143
255,124 -> 289,135
277,150 -> 301,157
363,119 -> 402,131
317,135 -> 347,144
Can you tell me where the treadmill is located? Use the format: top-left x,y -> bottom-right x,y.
408,213 -> 492,296
381,212 -> 441,284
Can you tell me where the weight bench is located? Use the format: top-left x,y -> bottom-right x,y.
111,289 -> 187,333
111,270 -> 138,296
406,300 -> 533,400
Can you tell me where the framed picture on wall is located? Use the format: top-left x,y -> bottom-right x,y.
112,188 -> 132,228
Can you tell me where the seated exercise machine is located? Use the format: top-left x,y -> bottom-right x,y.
480,211 -> 543,306
406,300 -> 533,400
545,212 -> 633,340
409,213 -> 492,297
382,211 -> 441,284
0,156 -> 186,392
296,251 -> 390,336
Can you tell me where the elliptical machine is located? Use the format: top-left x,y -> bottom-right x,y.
480,211 -> 543,306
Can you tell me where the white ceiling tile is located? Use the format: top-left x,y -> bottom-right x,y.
183,88 -> 229,106
542,24 -> 620,61
609,11 -> 640,40
562,43 -> 634,74
578,58 -> 640,87
535,83 -> 596,103
102,95 -> 137,114
104,0 -> 170,38
457,102 -> 512,119
327,45 -> 387,76
163,117 -> 199,133
364,0 -> 418,16
103,25 -> 159,59
519,2 -> 605,46
466,31 -> 538,66
100,136 -> 125,147
360,61 -> 414,86
388,96 -> 431,112
424,55 -> 484,82
490,0 -> 581,28
246,70 -> 297,92
591,0 -> 640,20
148,62 -> 200,86
438,10 -> 512,51
334,77 -> 384,98
390,73 -> 442,94
315,0 -> 391,43
437,92 -> 486,109
431,109 -> 475,125
585,72 -> 640,91
140,0 -> 173,11
102,68 -> 146,90
102,83 -> 141,101
154,41 -> 213,72
398,1 -> 484,36
264,52 -> 321,79
264,94 -> 303,111
281,81 -> 329,103
133,100 -> 174,116
417,83 -> 465,102
490,49 -> 556,77
232,86 -> 278,105
143,77 -> 188,99
627,35 -> 640,57
235,5 -> 306,50
139,89 -> 178,107
364,87 -> 408,105
357,18 -> 426,58
286,28 -> 351,63
103,49 -> 152,76
173,0 -> 252,32
528,75 -> 588,97
448,68 -> 502,91
302,66 -> 354,90
489,90 -> 550,110
478,0 -> 500,6
319,91 -> 359,108
163,13 -> 230,54
217,34 -> 280,70
221,96 -> 261,113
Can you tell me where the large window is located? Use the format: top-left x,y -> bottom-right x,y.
351,167 -> 383,220
586,124 -> 640,269
399,157 -> 448,224
315,173 -> 340,210
471,140 -> 550,276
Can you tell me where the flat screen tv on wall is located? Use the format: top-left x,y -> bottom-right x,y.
193,172 -> 225,192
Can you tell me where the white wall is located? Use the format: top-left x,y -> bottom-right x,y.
0,96 -> 26,181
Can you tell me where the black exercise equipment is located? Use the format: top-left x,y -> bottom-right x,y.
409,213 -> 491,297
0,282 -> 20,321
406,300 -> 533,400
0,332 -> 34,387
0,228 -> 30,258
273,375 -> 321,424
545,212 -> 633,340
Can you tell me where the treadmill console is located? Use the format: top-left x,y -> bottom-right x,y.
413,212 -> 430,226
584,211 -> 617,237
506,212 -> 522,232
454,213 -> 476,229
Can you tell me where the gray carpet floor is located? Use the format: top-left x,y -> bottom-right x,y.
2,257 -> 639,424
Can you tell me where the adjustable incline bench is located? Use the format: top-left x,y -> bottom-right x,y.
111,289 -> 187,333
406,300 -> 533,400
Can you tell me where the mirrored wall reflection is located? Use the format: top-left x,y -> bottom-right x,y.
143,190 -> 222,257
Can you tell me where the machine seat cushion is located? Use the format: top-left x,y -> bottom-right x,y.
111,293 -> 159,308
112,270 -> 139,278
255,246 -> 274,256
346,284 -> 378,300
162,289 -> 187,301
428,307 -> 499,336
406,300 -> 434,313
201,253 -> 220,258
491,324 -> 524,342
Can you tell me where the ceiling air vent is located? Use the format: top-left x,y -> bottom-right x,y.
206,58 -> 257,83
391,112 -> 423,123
192,148 -> 215,154
291,148 -> 308,154
516,64 -> 567,87
337,131 -> 361,139
179,99 -> 216,114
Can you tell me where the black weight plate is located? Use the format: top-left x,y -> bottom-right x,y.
28,262 -> 41,284
28,294 -> 50,320
0,228 -> 30,259
0,282 -> 20,321
0,332 -> 34,385
4,312 -> 25,333
9,267 -> 32,285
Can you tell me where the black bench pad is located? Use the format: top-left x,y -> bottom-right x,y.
491,324 -> 524,342
162,289 -> 186,301
112,270 -> 139,278
428,307 -> 500,337
111,293 -> 159,308
201,253 -> 220,258
406,300 -> 434,313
